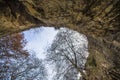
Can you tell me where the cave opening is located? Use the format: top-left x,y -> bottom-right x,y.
0,26 -> 89,80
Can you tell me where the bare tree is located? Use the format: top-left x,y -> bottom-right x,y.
0,33 -> 28,80
46,28 -> 88,80
0,33 -> 47,80
11,54 -> 47,80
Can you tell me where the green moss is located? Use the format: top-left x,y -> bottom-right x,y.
87,55 -> 97,68
0,25 -> 9,35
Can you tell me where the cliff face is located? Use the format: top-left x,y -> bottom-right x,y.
0,0 -> 120,80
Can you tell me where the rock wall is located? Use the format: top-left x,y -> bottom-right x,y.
0,0 -> 120,80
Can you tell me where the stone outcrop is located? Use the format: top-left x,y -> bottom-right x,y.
0,0 -> 120,80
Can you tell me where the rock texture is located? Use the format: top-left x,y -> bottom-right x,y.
0,0 -> 120,80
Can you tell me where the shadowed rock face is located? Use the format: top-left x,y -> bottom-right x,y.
0,0 -> 120,80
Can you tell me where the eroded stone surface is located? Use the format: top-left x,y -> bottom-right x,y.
0,0 -> 120,80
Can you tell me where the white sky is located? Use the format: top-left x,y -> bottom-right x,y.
23,27 -> 89,80
23,27 -> 58,80
23,26 -> 58,59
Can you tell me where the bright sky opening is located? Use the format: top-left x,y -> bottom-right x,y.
23,26 -> 89,80
23,27 -> 58,80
